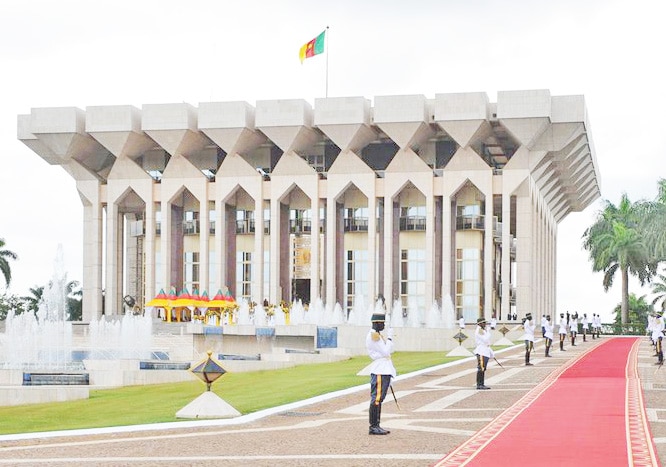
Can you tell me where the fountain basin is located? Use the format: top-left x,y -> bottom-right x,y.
23,373 -> 89,386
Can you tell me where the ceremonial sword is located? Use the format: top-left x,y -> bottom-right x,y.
389,385 -> 401,410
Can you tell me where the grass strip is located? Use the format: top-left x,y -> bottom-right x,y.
0,351 -> 463,435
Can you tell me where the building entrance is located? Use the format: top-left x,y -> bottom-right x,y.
292,279 -> 310,304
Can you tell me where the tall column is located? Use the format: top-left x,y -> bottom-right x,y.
270,198 -> 281,303
515,192 -> 534,318
383,198 -> 396,313
160,201 -> 172,292
441,194 -> 453,306
199,198 -> 209,293
501,192 -> 511,319
79,184 -> 103,322
367,195 -> 377,305
144,201 -> 155,302
214,199 -> 224,292
105,202 -> 123,316
310,196 -> 320,303
483,190 -> 494,321
425,191 -> 436,308
253,196 -> 265,304
325,196 -> 337,308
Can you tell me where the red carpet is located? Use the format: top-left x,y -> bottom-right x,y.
435,338 -> 660,466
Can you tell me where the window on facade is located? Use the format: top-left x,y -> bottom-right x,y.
263,208 -> 271,235
236,210 -> 255,235
399,206 -> 426,231
455,248 -> 482,322
155,208 -> 161,235
399,249 -> 426,315
305,153 -> 326,173
209,202 -> 216,234
183,251 -> 200,291
345,250 -> 369,315
289,209 -> 312,234
183,211 -> 200,235
235,251 -> 252,301
344,207 -> 369,232
456,204 -> 484,230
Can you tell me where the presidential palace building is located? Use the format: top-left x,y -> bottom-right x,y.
18,90 -> 600,324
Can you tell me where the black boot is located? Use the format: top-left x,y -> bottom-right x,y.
476,370 -> 490,390
525,353 -> 533,366
560,340 -> 564,351
369,404 -> 388,435
480,372 -> 490,390
377,404 -> 389,434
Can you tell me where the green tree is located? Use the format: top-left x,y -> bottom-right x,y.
21,286 -> 44,315
66,280 -> 82,321
641,178 -> 666,264
583,194 -> 655,325
612,293 -> 652,335
650,273 -> 666,312
0,293 -> 26,320
0,238 -> 18,288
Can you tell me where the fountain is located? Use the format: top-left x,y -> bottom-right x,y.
0,245 -> 165,392
1,245 -> 75,370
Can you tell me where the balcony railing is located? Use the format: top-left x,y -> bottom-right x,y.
456,214 -> 484,231
183,220 -> 200,235
236,219 -> 256,235
289,219 -> 312,234
344,217 -> 368,232
399,216 -> 426,231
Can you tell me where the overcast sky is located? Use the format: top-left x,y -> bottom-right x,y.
1,0 -> 664,322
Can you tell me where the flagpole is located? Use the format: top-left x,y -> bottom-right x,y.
325,26 -> 329,98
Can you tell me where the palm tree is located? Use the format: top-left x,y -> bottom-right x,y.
22,285 -> 44,315
66,280 -> 82,321
640,178 -> 666,263
583,194 -> 655,325
651,273 -> 666,312
0,238 -> 18,288
612,293 -> 652,335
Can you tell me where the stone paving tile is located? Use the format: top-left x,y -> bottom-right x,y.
0,337 -> 662,466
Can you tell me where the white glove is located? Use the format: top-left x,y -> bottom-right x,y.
387,327 -> 394,339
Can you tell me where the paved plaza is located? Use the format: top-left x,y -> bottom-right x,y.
0,337 -> 664,466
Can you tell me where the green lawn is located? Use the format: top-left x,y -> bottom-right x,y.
0,351 -> 463,435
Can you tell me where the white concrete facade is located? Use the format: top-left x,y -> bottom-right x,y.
18,90 -> 600,324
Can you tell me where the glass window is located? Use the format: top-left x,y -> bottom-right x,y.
344,249 -> 369,315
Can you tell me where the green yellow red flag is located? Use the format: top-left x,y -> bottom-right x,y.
299,30 -> 326,64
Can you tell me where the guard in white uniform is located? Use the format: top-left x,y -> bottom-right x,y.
558,312 -> 568,351
570,312 -> 578,346
474,317 -> 493,389
581,313 -> 589,342
544,315 -> 554,357
541,315 -> 547,338
522,313 -> 535,366
652,313 -> 665,366
592,313 -> 601,339
365,311 -> 396,435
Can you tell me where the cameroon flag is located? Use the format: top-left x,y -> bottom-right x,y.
299,30 -> 326,63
